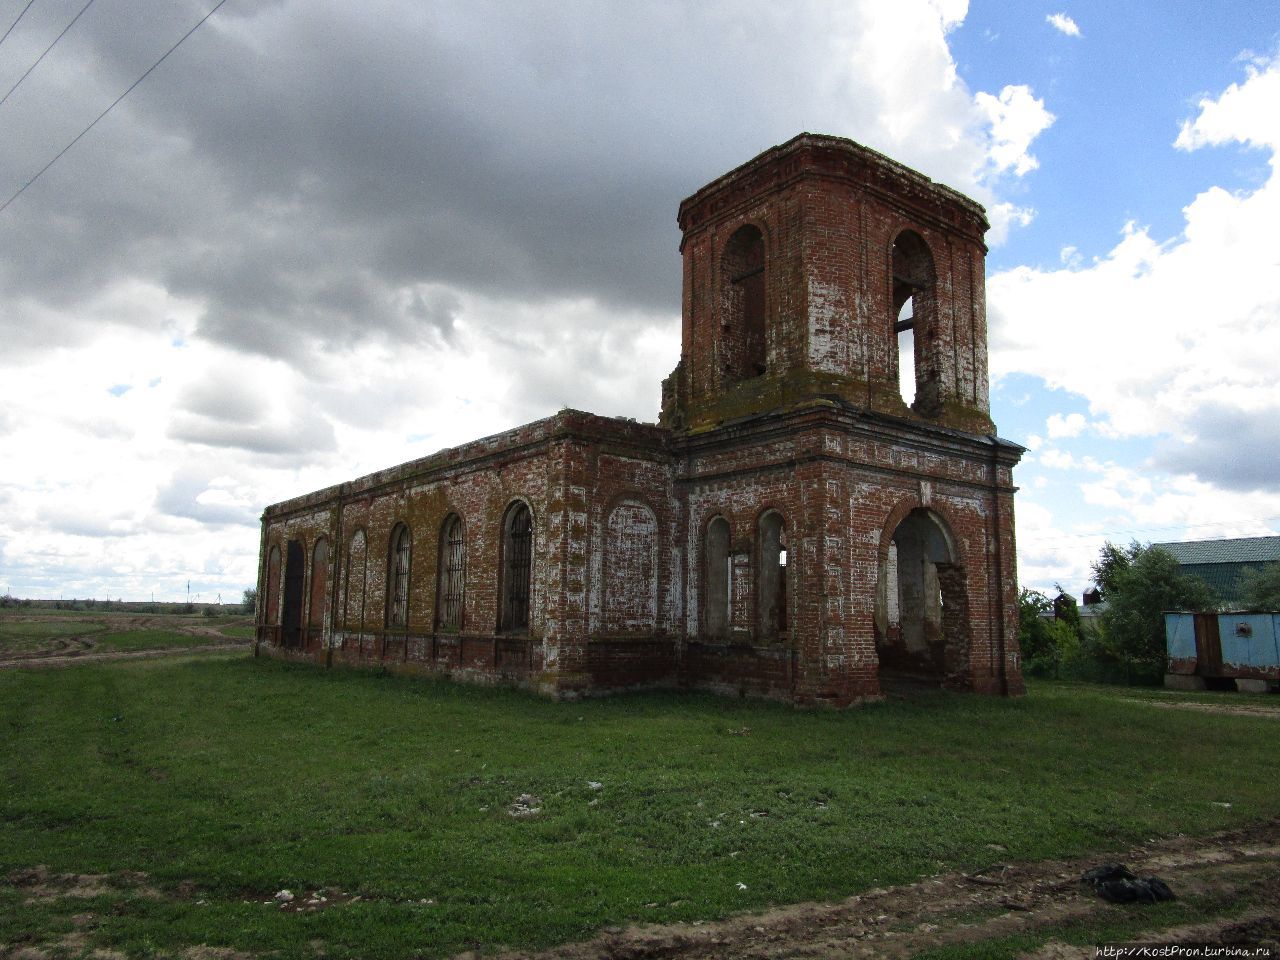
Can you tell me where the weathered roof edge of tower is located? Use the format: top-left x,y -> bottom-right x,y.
677,132 -> 989,245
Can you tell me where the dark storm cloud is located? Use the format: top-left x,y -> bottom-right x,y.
0,1 -> 942,364
1152,402 -> 1280,493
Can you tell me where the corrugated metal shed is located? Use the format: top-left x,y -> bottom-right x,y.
1152,536 -> 1280,605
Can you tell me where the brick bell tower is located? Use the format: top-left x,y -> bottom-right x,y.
663,134 -> 1024,703
662,134 -> 995,434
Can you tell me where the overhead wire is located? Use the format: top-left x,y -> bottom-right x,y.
0,0 -> 97,107
0,0 -> 228,215
1020,514 -> 1280,548
0,0 -> 38,49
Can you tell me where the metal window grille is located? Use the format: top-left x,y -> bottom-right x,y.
389,525 -> 410,629
438,515 -> 464,629
502,504 -> 532,630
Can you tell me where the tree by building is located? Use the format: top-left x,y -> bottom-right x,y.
1239,562 -> 1280,610
1017,588 -> 1079,677
1090,541 -> 1217,682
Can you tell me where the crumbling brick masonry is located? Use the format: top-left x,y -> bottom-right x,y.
255,133 -> 1026,705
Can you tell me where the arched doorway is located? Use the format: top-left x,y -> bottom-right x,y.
875,508 -> 970,688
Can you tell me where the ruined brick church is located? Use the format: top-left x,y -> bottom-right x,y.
256,133 -> 1025,705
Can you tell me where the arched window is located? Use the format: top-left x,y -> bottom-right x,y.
265,544 -> 281,626
603,500 -> 658,633
500,502 -> 533,632
282,540 -> 305,647
756,511 -> 787,640
344,529 -> 367,632
704,516 -> 730,639
308,537 -> 329,630
721,224 -> 766,381
436,513 -> 465,631
387,523 -> 411,630
891,230 -> 936,413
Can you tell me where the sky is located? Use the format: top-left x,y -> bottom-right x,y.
0,0 -> 1277,604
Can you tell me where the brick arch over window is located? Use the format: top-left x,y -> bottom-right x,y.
308,537 -> 329,632
603,499 -> 658,633
387,522 -> 411,630
756,510 -> 788,641
891,230 -> 938,415
436,513 -> 465,631
499,501 -> 533,632
703,515 -> 731,640
344,529 -> 367,633
720,224 -> 766,382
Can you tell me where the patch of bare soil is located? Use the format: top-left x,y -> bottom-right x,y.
7,865 -> 162,903
1122,698 -> 1280,719
486,818 -> 1280,960
0,616 -> 249,671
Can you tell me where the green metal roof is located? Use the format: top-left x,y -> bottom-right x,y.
1152,536 -> 1280,565
1150,537 -> 1280,605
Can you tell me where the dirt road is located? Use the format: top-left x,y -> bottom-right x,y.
0,615 -> 249,670
488,818 -> 1280,959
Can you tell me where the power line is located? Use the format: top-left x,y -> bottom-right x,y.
0,0 -> 97,107
1021,514 -> 1280,548
0,0 -> 38,49
0,0 -> 228,215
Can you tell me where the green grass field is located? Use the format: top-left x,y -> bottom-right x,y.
1,650 -> 1276,958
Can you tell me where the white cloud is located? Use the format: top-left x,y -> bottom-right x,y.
1175,58 -> 1280,153
990,55 -> 1280,496
974,84 -> 1056,177
1046,412 -> 1086,438
1046,13 -> 1081,38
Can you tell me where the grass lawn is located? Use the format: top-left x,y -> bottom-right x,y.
1,655 -> 1276,958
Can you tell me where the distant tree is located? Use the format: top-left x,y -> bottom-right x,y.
1093,542 -> 1217,680
1090,540 -> 1143,601
242,587 -> 258,615
1239,562 -> 1280,610
1017,588 -> 1079,677
1052,584 -> 1082,633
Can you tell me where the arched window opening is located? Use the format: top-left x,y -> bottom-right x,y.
387,523 -> 411,630
265,544 -> 282,626
282,539 -> 305,647
437,514 -> 465,631
704,516 -> 731,639
500,502 -> 533,632
308,538 -> 329,632
891,231 -> 936,413
344,529 -> 367,633
721,225 -> 766,381
896,302 -> 916,408
756,511 -> 788,640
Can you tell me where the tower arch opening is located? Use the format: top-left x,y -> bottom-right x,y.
891,231 -> 937,415
720,224 -> 766,382
875,508 -> 971,688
